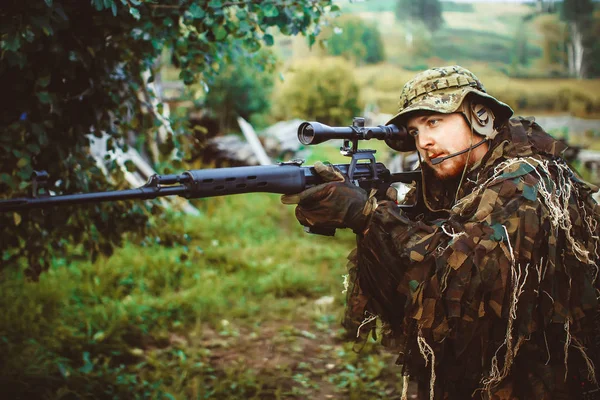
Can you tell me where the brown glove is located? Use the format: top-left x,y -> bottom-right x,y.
281,162 -> 377,234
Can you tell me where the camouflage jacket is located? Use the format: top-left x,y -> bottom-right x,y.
345,117 -> 600,399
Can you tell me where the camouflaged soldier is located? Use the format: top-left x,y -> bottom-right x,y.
282,65 -> 600,399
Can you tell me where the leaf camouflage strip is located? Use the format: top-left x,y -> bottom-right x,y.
344,118 -> 600,399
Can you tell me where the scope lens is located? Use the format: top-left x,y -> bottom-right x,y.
298,123 -> 315,145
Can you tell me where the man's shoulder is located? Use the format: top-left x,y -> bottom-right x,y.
481,116 -> 569,170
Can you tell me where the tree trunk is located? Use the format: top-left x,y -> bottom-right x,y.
568,22 -> 586,78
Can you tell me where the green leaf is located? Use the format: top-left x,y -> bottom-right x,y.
36,91 -> 52,104
41,24 -> 54,36
57,363 -> 70,378
208,0 -> 222,8
180,69 -> 195,85
79,352 -> 94,374
188,3 -> 205,19
263,4 -> 279,18
307,34 -> 316,48
212,26 -> 227,41
238,20 -> 251,34
37,75 -> 51,88
129,7 -> 141,20
263,34 -> 274,46
330,5 -> 341,12
3,33 -> 21,51
44,0 -> 53,7
24,28 -> 36,43
17,158 -> 29,168
0,173 -> 15,190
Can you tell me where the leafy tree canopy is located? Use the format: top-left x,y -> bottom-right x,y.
204,49 -> 277,133
0,0 -> 335,277
561,0 -> 595,23
325,15 -> 385,64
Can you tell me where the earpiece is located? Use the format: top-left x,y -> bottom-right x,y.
462,99 -> 496,139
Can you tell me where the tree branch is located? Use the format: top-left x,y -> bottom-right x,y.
150,0 -> 325,9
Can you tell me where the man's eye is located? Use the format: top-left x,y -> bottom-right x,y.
428,119 -> 440,127
408,129 -> 418,137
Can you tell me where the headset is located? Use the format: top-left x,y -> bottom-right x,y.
461,97 -> 497,139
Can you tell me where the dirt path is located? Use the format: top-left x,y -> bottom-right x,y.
172,301 -> 420,399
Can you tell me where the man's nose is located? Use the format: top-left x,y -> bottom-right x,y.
416,130 -> 434,149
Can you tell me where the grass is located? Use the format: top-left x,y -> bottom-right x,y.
0,174 -> 410,398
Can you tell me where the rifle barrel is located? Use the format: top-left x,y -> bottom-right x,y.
0,186 -> 188,212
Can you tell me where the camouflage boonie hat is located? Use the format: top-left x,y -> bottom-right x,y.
386,65 -> 513,150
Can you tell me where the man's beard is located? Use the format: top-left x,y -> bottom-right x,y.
428,152 -> 471,180
421,163 -> 463,212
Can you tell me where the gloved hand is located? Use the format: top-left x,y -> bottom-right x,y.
281,161 -> 377,234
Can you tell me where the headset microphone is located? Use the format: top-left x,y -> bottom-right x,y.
430,138 -> 487,165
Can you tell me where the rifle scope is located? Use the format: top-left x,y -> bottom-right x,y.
297,120 -> 414,151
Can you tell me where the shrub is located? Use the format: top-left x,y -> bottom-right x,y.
325,15 -> 385,65
204,50 -> 277,133
273,58 -> 364,126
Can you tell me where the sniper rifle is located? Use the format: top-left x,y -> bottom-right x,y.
0,117 -> 421,236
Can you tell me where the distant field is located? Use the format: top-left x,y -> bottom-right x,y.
358,1 -> 541,68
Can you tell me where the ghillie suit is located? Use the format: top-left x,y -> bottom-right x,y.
344,117 -> 600,399
342,65 -> 600,400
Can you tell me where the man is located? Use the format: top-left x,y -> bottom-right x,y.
282,66 -> 600,399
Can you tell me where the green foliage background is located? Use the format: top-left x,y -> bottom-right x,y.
273,57 -> 363,126
203,49 -> 277,133
0,0 -> 334,276
324,15 -> 385,64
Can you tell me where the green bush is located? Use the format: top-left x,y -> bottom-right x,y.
325,15 -> 385,65
273,58 -> 364,126
0,0 -> 334,277
204,50 -> 277,133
